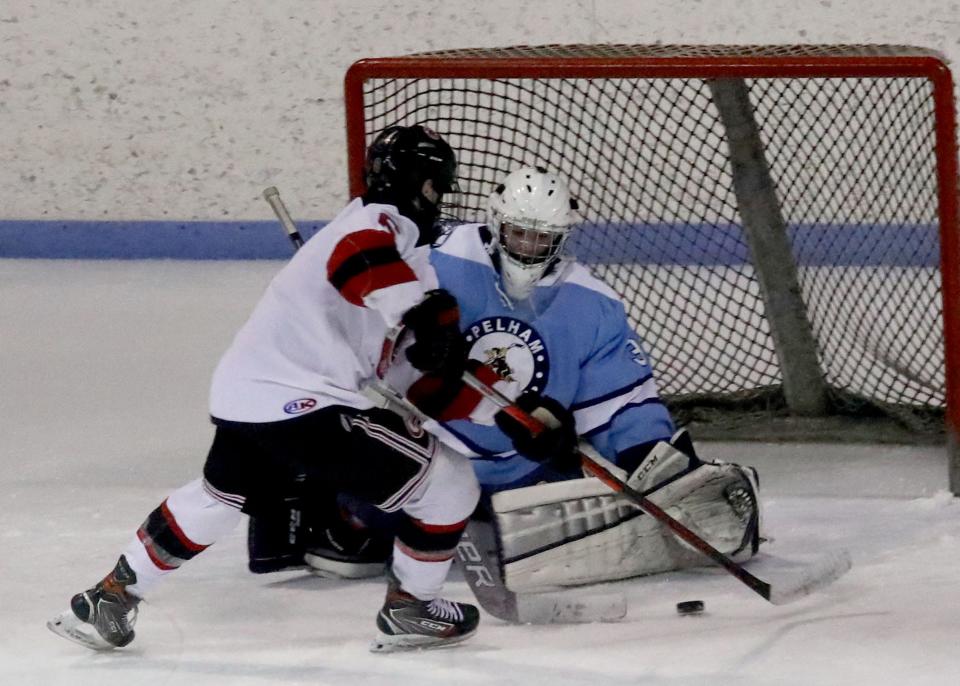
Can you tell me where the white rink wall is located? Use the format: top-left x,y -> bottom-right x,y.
2,0 -> 959,221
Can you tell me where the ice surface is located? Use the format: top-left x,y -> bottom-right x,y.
2,260 -> 957,685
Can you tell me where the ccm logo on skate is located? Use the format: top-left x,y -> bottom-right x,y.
283,398 -> 317,414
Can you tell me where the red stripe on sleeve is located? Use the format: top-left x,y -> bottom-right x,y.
338,261 -> 417,306
327,229 -> 417,306
327,229 -> 398,278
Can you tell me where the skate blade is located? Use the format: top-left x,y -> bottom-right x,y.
369,628 -> 476,653
304,553 -> 386,580
308,566 -> 385,580
47,610 -> 115,651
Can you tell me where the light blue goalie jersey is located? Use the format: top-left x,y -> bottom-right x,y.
429,223 -> 675,491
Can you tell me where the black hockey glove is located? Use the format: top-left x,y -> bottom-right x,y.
401,289 -> 466,378
494,392 -> 580,472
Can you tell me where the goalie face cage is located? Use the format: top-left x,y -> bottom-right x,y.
344,45 -> 960,493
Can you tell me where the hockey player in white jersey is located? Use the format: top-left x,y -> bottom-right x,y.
48,124 -> 483,653
300,166 -> 762,595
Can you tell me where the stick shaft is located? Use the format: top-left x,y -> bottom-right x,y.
262,186 -> 304,249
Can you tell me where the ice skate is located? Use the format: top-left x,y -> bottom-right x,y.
304,510 -> 392,579
47,555 -> 141,651
370,572 -> 479,652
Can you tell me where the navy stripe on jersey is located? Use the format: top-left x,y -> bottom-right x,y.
570,373 -> 654,411
581,398 -> 667,438
326,229 -> 416,306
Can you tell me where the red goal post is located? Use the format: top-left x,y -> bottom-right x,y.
343,44 -> 960,493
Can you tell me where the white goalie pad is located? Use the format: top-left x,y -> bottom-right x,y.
491,441 -> 762,592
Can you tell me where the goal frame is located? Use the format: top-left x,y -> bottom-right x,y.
342,44 -> 960,493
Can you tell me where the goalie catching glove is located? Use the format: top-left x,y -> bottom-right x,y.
494,392 -> 580,472
401,289 -> 465,379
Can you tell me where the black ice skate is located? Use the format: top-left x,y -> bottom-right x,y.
371,572 -> 479,652
304,514 -> 392,579
47,555 -> 141,651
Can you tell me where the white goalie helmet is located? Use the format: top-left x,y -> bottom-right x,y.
487,166 -> 579,300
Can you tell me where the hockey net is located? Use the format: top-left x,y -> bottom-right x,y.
343,45 -> 960,490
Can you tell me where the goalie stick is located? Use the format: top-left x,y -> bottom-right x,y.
262,186 -> 625,623
460,370 -> 853,606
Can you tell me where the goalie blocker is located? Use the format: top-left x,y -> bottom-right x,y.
264,428 -> 762,593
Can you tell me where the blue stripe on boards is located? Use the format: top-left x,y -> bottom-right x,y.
566,222 -> 940,267
0,221 -> 325,259
0,220 -> 940,266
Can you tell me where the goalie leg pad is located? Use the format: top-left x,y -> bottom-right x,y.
491,442 -> 762,591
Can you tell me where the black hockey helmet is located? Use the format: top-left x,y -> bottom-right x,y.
363,124 -> 460,244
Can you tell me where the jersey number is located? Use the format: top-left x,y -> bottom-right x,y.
626,339 -> 648,367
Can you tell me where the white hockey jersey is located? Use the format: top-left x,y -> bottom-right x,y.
209,199 -> 437,423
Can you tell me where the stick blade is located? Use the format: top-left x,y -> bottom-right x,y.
457,519 -> 627,624
766,549 -> 853,605
515,590 -> 627,624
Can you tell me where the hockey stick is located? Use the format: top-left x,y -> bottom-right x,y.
262,186 -> 304,249
460,371 -> 853,606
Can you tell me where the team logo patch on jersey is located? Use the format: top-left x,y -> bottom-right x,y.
464,316 -> 550,393
283,398 -> 317,415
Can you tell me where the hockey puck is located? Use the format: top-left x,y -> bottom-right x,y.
676,600 -> 705,615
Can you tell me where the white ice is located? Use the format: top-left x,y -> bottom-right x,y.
2,260 -> 958,686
